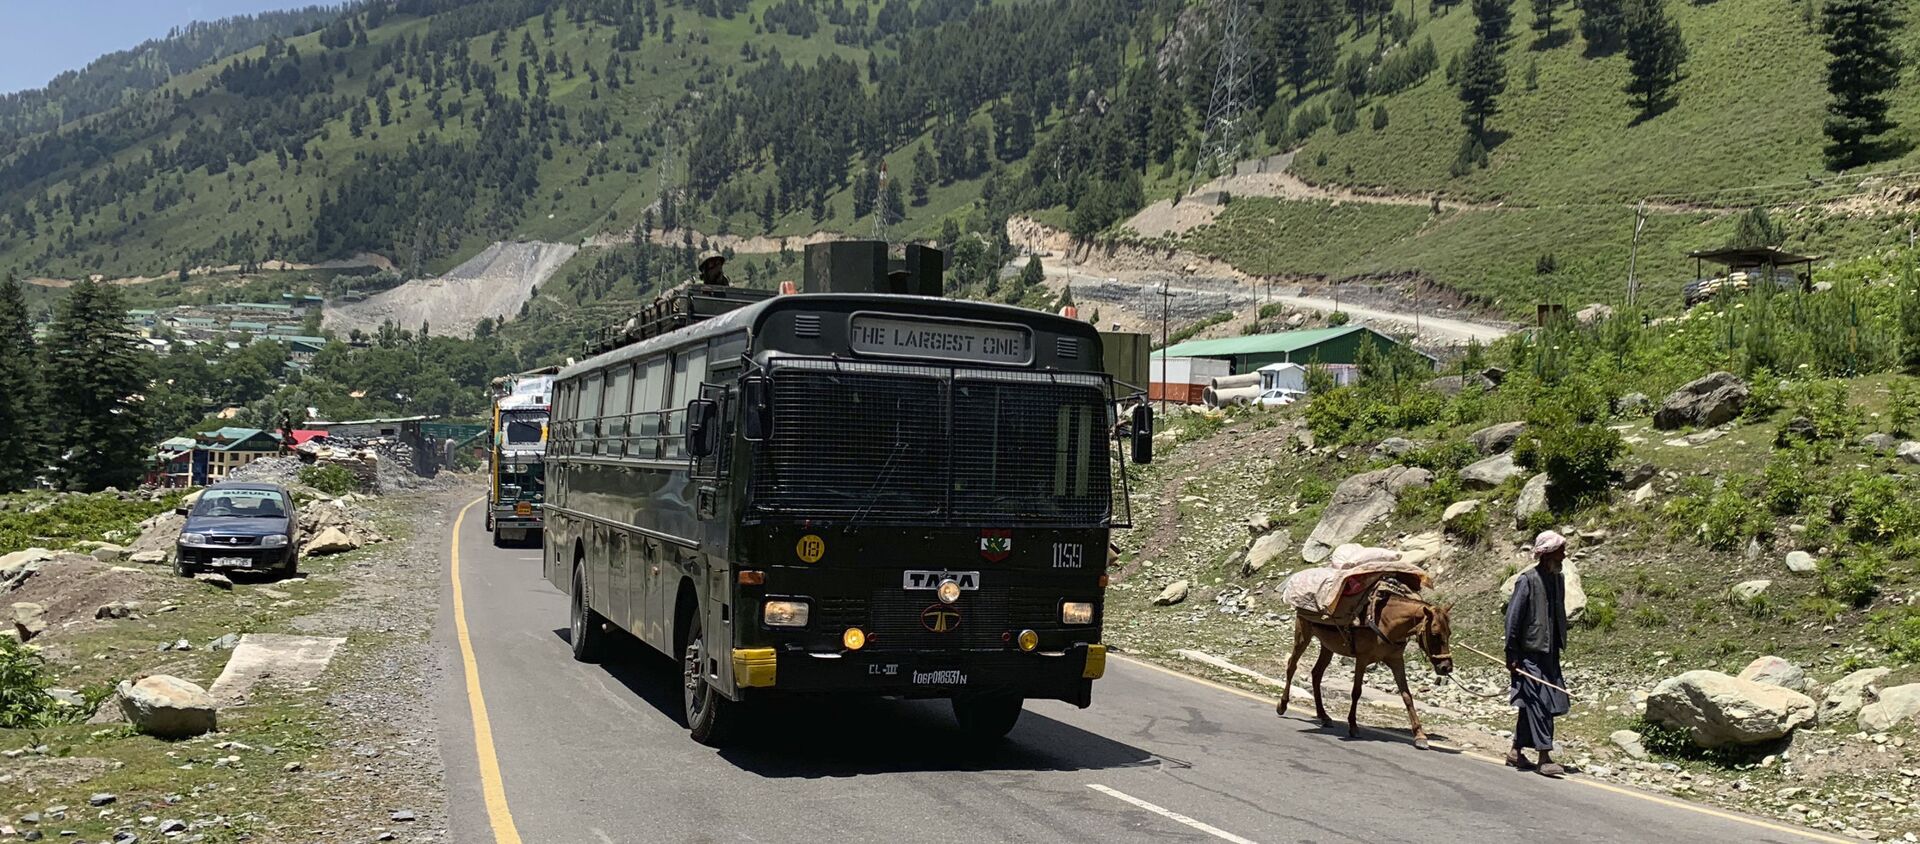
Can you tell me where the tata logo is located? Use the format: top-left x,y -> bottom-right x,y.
920,604 -> 962,633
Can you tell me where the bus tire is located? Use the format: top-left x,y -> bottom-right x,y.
491,529 -> 507,548
569,564 -> 607,663
680,610 -> 737,746
952,695 -> 1024,739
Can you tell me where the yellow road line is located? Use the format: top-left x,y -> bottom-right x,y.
1109,654 -> 1851,844
451,496 -> 525,844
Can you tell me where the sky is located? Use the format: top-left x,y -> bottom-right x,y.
0,1 -> 323,95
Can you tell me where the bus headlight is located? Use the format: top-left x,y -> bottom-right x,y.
1017,629 -> 1040,652
260,534 -> 288,548
1061,602 -> 1095,625
763,600 -> 810,627
842,628 -> 866,650
936,579 -> 962,604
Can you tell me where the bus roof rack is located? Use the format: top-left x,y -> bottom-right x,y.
584,284 -> 776,357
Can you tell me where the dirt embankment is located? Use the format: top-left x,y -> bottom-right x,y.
25,253 -> 391,289
323,241 -> 577,339
583,226 -> 845,255
1007,216 -> 1514,346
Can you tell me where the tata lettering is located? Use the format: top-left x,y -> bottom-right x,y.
848,316 -> 1031,365
902,570 -> 981,590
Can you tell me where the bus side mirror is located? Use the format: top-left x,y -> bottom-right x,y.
741,375 -> 772,441
1131,404 -> 1154,465
688,399 -> 720,458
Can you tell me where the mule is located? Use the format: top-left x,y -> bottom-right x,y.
1275,584 -> 1454,749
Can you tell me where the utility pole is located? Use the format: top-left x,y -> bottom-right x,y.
872,162 -> 890,242
1158,281 -> 1175,413
1189,0 -> 1256,195
1626,201 -> 1648,308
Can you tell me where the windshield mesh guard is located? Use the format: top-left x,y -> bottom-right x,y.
748,358 -> 1118,527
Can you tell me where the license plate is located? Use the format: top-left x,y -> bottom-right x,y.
902,570 -> 980,590
212,557 -> 252,568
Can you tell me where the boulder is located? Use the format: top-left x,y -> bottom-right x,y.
1861,432 -> 1899,453
11,601 -> 47,641
1374,437 -> 1420,458
1501,557 -> 1587,622
1442,499 -> 1482,527
1631,483 -> 1656,505
1470,421 -> 1528,455
1576,303 -> 1615,325
1899,442 -> 1920,466
129,550 -> 166,565
1242,531 -> 1291,576
1736,656 -> 1809,692
1460,454 -> 1525,490
1153,580 -> 1190,607
89,544 -> 128,563
1244,513 -> 1276,535
1617,393 -> 1653,417
1300,466 -> 1429,563
0,547 -> 55,575
1730,580 -> 1772,605
1645,670 -> 1816,747
1820,667 -> 1891,725
1619,462 -> 1657,489
1513,473 -> 1551,528
116,675 -> 218,738
1774,416 -> 1817,447
1653,371 -> 1749,430
1396,531 -> 1444,566
1610,728 -> 1649,761
1859,683 -> 1920,733
1784,551 -> 1817,574
95,601 -> 139,620
194,573 -> 234,590
303,526 -> 360,556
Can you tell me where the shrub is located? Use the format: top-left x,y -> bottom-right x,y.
1760,450 -> 1818,515
1406,440 -> 1480,472
1667,479 -> 1768,550
1820,549 -> 1884,608
1327,311 -> 1350,326
1870,605 -> 1920,661
1839,472 -> 1920,542
0,638 -> 69,728
298,464 -> 360,497
1295,475 -> 1335,504
1741,370 -> 1786,422
1446,505 -> 1490,545
1889,377 -> 1920,436
1514,421 -> 1622,511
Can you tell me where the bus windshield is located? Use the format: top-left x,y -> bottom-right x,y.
748,360 -> 1111,527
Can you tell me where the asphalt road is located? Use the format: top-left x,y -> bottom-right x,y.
434,500 -> 1839,844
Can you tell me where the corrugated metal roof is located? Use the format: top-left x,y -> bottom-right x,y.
1153,326 -> 1368,358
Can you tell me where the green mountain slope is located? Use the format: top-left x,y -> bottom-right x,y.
5,0 -> 1920,320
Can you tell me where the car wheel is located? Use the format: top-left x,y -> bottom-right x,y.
681,612 -> 738,746
952,694 -> 1024,739
172,554 -> 194,578
282,554 -> 299,578
569,565 -> 607,663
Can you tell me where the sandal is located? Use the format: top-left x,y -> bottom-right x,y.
1537,762 -> 1566,778
1505,750 -> 1536,770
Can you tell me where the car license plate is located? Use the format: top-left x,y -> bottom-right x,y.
902,570 -> 980,590
212,557 -> 252,568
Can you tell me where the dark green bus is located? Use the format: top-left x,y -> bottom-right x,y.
544,245 -> 1151,745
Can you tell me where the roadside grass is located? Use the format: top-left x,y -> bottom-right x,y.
0,521 -> 407,840
0,492 -> 184,554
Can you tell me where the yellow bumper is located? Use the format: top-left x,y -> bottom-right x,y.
732,647 -> 777,688
1083,644 -> 1108,679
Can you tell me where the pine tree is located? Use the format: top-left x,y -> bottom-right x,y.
1822,0 -> 1905,170
881,178 -> 906,224
1020,254 -> 1046,291
1580,0 -> 1626,54
0,274 -> 45,491
46,281 -> 147,491
1457,38 -> 1507,135
1472,0 -> 1515,43
1531,0 -> 1563,41
1733,207 -> 1784,248
1622,0 -> 1687,117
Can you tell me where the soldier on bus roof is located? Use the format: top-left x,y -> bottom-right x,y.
698,250 -> 730,286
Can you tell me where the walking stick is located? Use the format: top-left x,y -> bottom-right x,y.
1457,641 -> 1575,698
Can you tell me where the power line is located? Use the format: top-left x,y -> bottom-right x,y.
1190,0 -> 1258,194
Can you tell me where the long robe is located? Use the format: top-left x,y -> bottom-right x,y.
1505,565 -> 1569,750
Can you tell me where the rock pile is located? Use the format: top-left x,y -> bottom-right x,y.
298,498 -> 389,557
1653,371 -> 1749,430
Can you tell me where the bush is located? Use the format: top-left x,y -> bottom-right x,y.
0,491 -> 182,553
1446,504 -> 1491,545
1839,472 -> 1920,543
1870,605 -> 1920,661
1760,450 -> 1818,515
1889,377 -> 1920,436
1514,421 -> 1622,511
298,464 -> 360,497
1406,440 -> 1480,472
1327,311 -> 1350,326
1667,478 -> 1768,550
1823,549 -> 1886,609
0,638 -> 78,729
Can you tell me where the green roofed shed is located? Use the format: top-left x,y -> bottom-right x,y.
1153,325 -> 1431,373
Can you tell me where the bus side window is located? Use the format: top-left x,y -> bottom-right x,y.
664,348 -> 707,459
603,365 -> 633,457
579,373 -> 603,457
634,358 -> 668,459
626,360 -> 654,459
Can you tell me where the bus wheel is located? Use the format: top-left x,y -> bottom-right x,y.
952,695 -> 1024,739
491,529 -> 508,548
680,613 -> 737,746
569,565 -> 606,663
